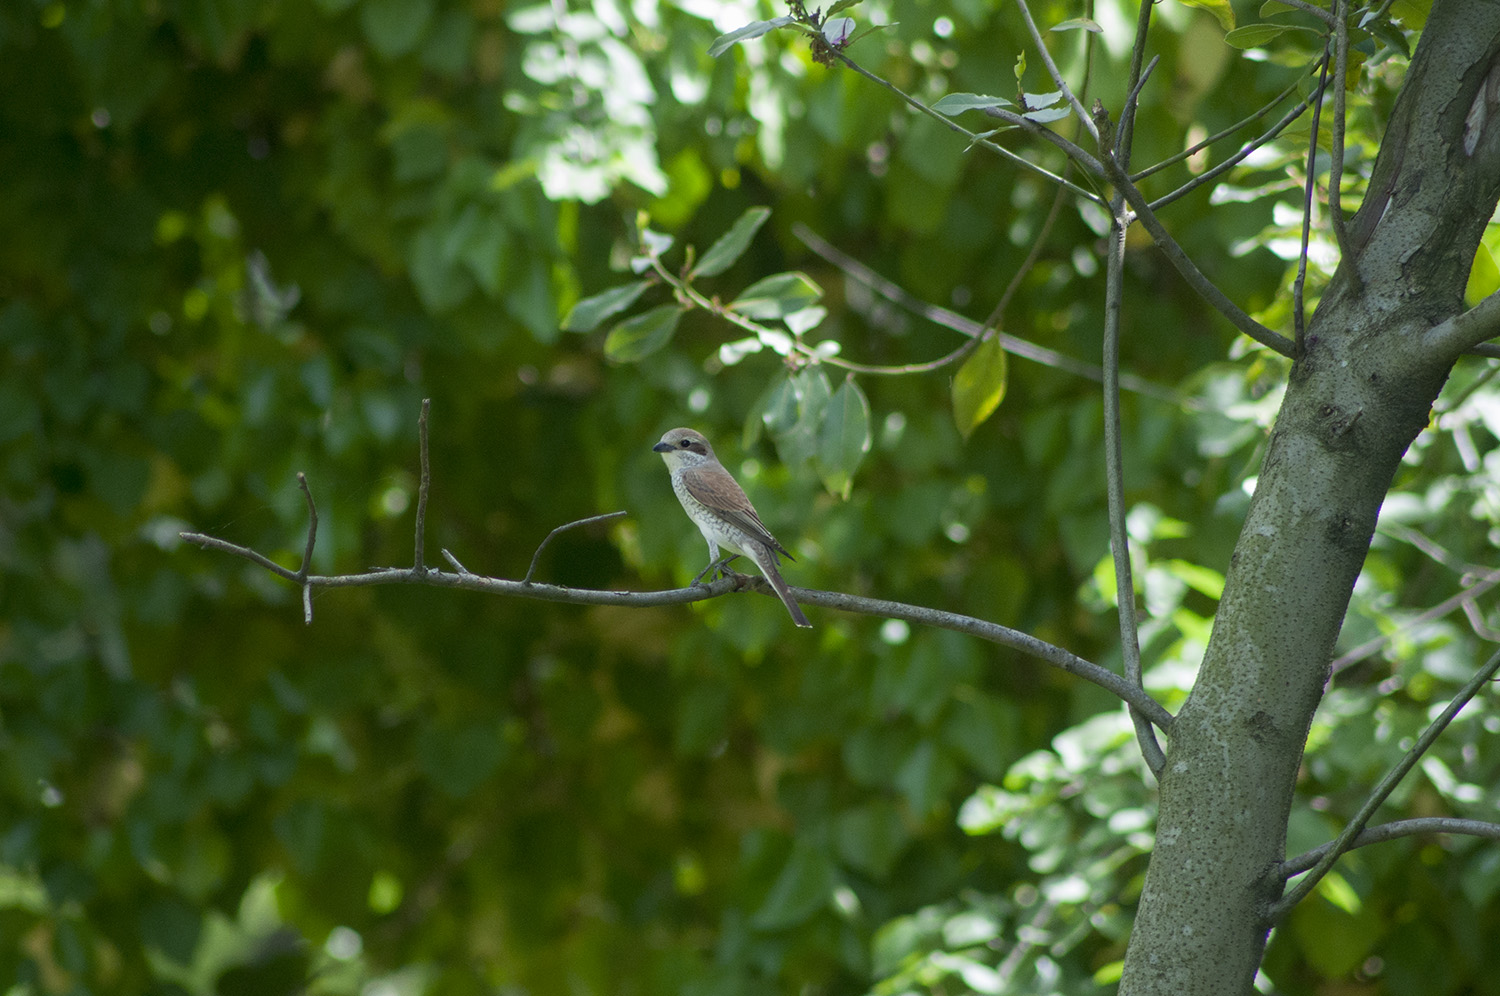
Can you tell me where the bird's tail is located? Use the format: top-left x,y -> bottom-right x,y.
752,548 -> 812,628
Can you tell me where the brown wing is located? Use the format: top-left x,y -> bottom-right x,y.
680,463 -> 794,560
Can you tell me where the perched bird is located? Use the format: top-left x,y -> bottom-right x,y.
653,427 -> 812,628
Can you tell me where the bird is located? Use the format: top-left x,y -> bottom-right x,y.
653,427 -> 812,628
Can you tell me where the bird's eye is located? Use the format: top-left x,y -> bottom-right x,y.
679,439 -> 690,447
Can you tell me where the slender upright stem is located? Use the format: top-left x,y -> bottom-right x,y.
1272,646 -> 1500,919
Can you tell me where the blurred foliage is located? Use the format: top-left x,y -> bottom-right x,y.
2,0 -> 1498,994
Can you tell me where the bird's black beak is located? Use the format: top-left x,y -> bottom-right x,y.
652,441 -> 673,453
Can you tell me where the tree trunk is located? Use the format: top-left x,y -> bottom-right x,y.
1120,3 -> 1500,991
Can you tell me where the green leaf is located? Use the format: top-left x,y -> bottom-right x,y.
1023,106 -> 1072,124
360,0 -> 434,58
691,206 -> 771,278
1467,243 -> 1499,306
826,0 -> 865,14
562,281 -> 651,332
835,801 -> 910,878
817,378 -> 871,498
707,16 -> 795,57
603,304 -> 684,362
1223,23 -> 1291,48
770,368 -> 833,466
1166,559 -> 1226,600
933,92 -> 1013,115
952,335 -> 1008,438
752,843 -> 837,929
1175,0 -> 1236,31
728,271 -> 822,319
1022,90 -> 1064,109
1051,17 -> 1103,31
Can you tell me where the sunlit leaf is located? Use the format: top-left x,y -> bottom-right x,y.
1224,23 -> 1291,48
691,206 -> 771,278
1052,17 -> 1103,31
952,335 -> 1008,438
1022,90 -> 1064,109
1175,0 -> 1235,31
561,280 -> 651,332
933,93 -> 1014,115
822,16 -> 855,45
708,16 -> 796,57
1466,243 -> 1499,306
728,271 -> 823,319
827,0 -> 864,14
603,304 -> 684,362
1023,106 -> 1072,124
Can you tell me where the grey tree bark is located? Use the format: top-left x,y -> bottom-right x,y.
1120,3 -> 1500,992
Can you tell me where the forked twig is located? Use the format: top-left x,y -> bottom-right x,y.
523,511 -> 629,584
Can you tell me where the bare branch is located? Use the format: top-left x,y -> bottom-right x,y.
181,531 -> 305,584
523,511 -> 629,584
1271,645 -> 1500,920
1104,161 -> 1297,356
981,106 -> 1106,176
1427,290 -> 1500,359
415,398 -> 431,573
295,472 -> 317,579
1134,71 -> 1314,184
180,525 -> 1175,731
1281,818 -> 1500,878
1295,50 -> 1333,346
1104,212 -> 1166,776
1329,0 -> 1352,257
1011,0 -> 1098,145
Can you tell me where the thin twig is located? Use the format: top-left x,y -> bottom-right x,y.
1275,0 -> 1338,24
415,399 -> 431,573
295,472 -> 318,624
985,166 -> 1072,329
1294,50 -> 1332,347
1281,818 -> 1500,877
792,224 -> 1188,405
1147,85 -> 1319,212
1104,160 -> 1297,356
982,106 -> 1107,177
1133,71 -> 1312,182
1122,0 -> 1156,117
1329,0 -> 1352,258
523,511 -> 629,585
833,52 -> 1106,202
1116,56 -> 1160,169
1104,211 -> 1165,776
295,472 -> 317,578
1272,645 -> 1500,920
181,525 -> 1176,730
1331,571 -> 1500,674
1012,0 -> 1099,145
